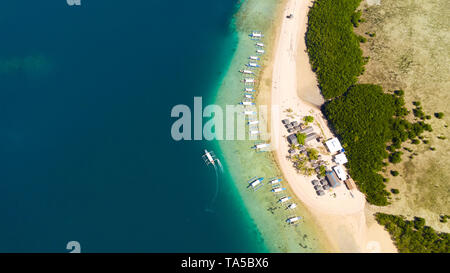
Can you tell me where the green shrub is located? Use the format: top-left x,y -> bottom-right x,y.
434,112 -> 444,119
391,170 -> 399,176
296,133 -> 306,145
389,152 -> 403,163
391,188 -> 399,194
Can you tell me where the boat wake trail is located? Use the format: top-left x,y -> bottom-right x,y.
205,160 -> 223,214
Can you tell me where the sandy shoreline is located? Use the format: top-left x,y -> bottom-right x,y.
266,0 -> 397,252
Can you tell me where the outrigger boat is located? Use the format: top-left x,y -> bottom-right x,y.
249,56 -> 260,60
268,178 -> 282,185
249,130 -> 260,135
278,196 -> 292,203
244,94 -> 255,100
240,101 -> 255,106
240,69 -> 254,74
249,31 -> 263,39
271,187 -> 286,193
202,150 -> 219,166
247,120 -> 259,125
286,216 -> 302,225
242,78 -> 255,84
256,49 -> 265,54
251,142 -> 270,152
247,62 -> 260,68
244,88 -> 255,92
243,110 -> 257,116
287,203 -> 297,210
247,176 -> 264,191
256,42 -> 264,47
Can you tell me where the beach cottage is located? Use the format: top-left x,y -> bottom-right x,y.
325,137 -> 343,153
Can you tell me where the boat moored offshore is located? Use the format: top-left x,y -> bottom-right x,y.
240,69 -> 254,74
271,187 -> 286,193
247,62 -> 260,68
286,216 -> 302,224
240,101 -> 255,106
249,31 -> 263,39
278,196 -> 291,203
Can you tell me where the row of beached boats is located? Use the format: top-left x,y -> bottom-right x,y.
247,176 -> 302,225
243,32 -> 301,226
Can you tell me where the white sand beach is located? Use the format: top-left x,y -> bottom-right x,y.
268,0 -> 397,252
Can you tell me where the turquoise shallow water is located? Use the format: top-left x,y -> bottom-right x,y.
0,0 -> 269,252
213,0 -> 327,252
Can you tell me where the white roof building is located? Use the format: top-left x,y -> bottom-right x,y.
334,152 -> 348,165
325,137 -> 343,153
333,165 -> 347,181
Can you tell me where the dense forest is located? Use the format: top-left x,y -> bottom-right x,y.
306,0 -> 431,205
306,0 -> 364,99
375,213 -> 449,253
324,85 -> 394,204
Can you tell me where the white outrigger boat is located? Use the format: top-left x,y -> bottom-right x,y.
286,216 -> 302,225
243,110 -> 256,116
240,69 -> 254,74
287,203 -> 297,210
247,62 -> 260,68
247,176 -> 264,191
271,187 -> 286,193
249,56 -> 260,60
244,88 -> 255,92
249,130 -> 260,135
247,120 -> 259,125
252,143 -> 270,150
244,94 -> 255,100
278,196 -> 292,203
202,150 -> 219,166
256,49 -> 265,54
251,142 -> 270,152
240,101 -> 255,106
242,78 -> 255,84
256,42 -> 264,47
249,31 -> 263,39
268,178 -> 282,185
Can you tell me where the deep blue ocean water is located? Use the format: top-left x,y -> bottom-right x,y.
0,0 -> 267,252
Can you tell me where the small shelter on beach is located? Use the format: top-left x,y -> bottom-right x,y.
334,152 -> 348,165
317,190 -> 325,196
314,185 -> 322,191
288,149 -> 296,155
300,126 -> 314,134
320,179 -> 328,186
305,133 -> 317,143
333,165 -> 347,181
323,185 -> 330,190
287,134 -> 299,145
282,119 -> 290,125
287,128 -> 295,133
325,137 -> 343,153
311,180 -> 319,186
326,171 -> 341,188
344,178 -> 356,190
291,121 -> 299,127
